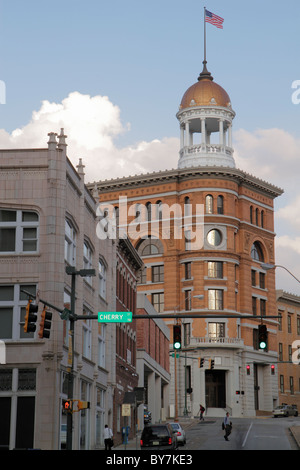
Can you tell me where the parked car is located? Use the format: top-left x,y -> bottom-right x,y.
140,423 -> 178,450
273,404 -> 298,417
169,422 -> 186,446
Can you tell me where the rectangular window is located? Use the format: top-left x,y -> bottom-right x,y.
185,290 -> 192,311
259,272 -> 265,289
290,376 -> 294,395
278,311 -> 283,331
260,299 -> 266,316
279,342 -> 283,361
151,293 -> 164,313
208,322 -> 225,339
65,219 -> 76,264
251,270 -> 256,286
0,209 -> 38,253
288,315 -> 292,333
280,375 -> 284,393
208,261 -> 223,279
252,297 -> 257,316
99,260 -> 107,300
208,289 -> 223,310
83,242 -> 93,285
184,262 -> 192,280
152,265 -> 164,283
0,284 -> 37,340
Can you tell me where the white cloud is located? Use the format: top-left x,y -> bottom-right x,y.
0,91 -> 179,182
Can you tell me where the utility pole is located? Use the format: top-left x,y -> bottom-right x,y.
65,266 -> 96,450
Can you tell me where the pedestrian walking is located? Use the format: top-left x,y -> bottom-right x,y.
199,404 -> 205,421
223,412 -> 232,441
104,424 -> 113,450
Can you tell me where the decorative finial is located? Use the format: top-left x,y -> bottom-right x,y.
198,60 -> 213,81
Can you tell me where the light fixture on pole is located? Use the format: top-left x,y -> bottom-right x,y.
261,263 -> 300,284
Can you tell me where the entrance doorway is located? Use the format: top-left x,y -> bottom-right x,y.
205,370 -> 226,408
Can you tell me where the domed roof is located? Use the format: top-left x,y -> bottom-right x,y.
179,62 -> 231,110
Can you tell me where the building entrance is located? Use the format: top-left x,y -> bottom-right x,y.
205,370 -> 226,408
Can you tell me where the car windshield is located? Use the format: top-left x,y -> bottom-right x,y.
275,406 -> 284,409
171,424 -> 180,430
143,426 -> 169,438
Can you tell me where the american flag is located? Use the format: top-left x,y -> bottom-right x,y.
205,9 -> 224,29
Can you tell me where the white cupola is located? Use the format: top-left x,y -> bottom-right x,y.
176,61 -> 236,169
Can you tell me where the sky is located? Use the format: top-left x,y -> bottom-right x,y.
0,0 -> 300,293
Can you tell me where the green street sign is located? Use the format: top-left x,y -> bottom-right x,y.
98,312 -> 132,323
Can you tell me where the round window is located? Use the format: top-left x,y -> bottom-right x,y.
207,229 -> 222,246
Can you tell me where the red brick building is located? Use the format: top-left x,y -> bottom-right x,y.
114,238 -> 143,444
92,62 -> 283,418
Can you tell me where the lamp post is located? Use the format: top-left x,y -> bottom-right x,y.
261,263 -> 300,284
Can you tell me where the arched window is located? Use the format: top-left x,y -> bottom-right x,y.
261,210 -> 264,228
156,200 -> 163,221
251,242 -> 264,262
217,195 -> 224,214
184,196 -> 191,219
205,195 -> 213,214
146,202 -> 152,222
136,236 -> 164,256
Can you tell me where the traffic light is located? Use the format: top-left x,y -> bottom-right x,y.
271,364 -> 275,375
246,365 -> 250,375
198,357 -> 204,368
38,306 -> 52,338
258,324 -> 268,350
77,400 -> 90,411
209,359 -> 215,370
24,300 -> 38,333
173,325 -> 182,350
62,399 -> 72,414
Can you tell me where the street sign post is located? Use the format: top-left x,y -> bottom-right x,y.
98,312 -> 132,323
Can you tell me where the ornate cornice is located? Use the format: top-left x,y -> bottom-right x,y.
88,166 -> 283,199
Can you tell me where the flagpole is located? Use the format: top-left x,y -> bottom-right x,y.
204,6 -> 206,63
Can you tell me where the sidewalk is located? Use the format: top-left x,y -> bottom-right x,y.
290,426 -> 300,448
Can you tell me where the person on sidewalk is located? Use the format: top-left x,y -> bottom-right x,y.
199,404 -> 205,421
223,412 -> 232,441
104,424 -> 113,450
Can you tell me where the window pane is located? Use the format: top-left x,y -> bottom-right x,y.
23,228 -> 37,251
20,285 -> 36,301
0,209 -> 16,222
0,286 -> 14,301
0,228 -> 15,251
0,369 -> 13,391
0,307 -> 13,339
18,369 -> 36,391
22,211 -> 38,222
